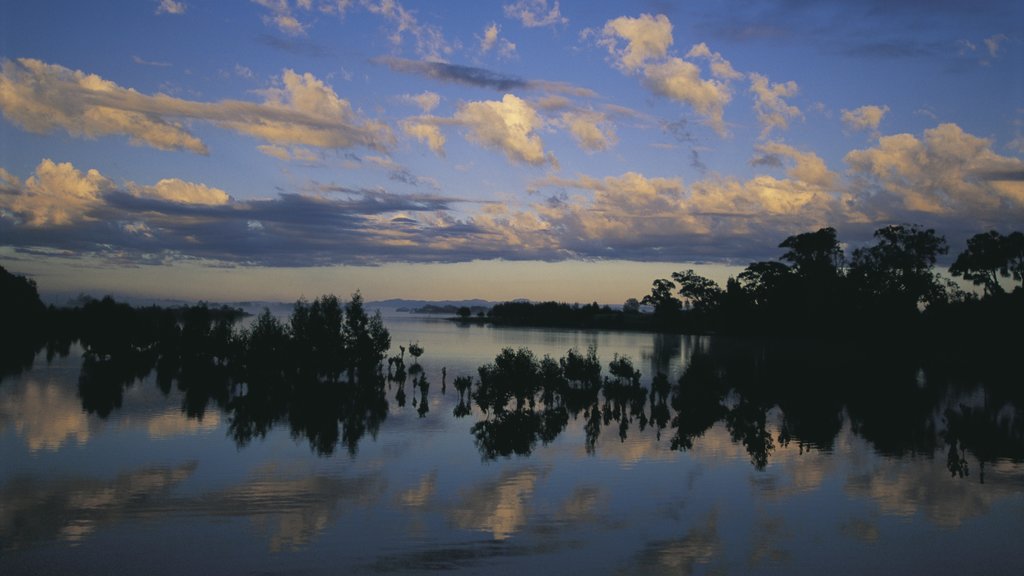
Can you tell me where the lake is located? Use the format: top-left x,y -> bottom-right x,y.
2,311 -> 1023,575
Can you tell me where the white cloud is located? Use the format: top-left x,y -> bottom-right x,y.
844,123 -> 1024,218
2,159 -> 113,226
400,118 -> 447,157
686,43 -> 743,80
0,59 -> 207,154
129,179 -> 231,205
503,0 -> 567,28
454,94 -> 553,166
643,58 -> 732,135
0,59 -> 393,155
0,159 -> 241,228
600,13 -> 673,72
841,105 -> 889,134
156,0 -> 186,15
481,23 -> 500,53
749,73 -> 801,138
560,111 -> 617,151
401,91 -> 440,113
363,0 -> 454,60
252,0 -> 307,35
753,142 -> 838,189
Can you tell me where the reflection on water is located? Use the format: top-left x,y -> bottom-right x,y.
1,319 -> 1023,574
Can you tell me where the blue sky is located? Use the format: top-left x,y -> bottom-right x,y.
1,0 -> 1022,303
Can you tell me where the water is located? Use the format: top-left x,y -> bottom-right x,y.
2,312 -> 1023,575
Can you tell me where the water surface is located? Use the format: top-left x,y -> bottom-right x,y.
2,313 -> 1022,574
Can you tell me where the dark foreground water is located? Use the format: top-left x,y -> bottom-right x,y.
2,313 -> 1022,575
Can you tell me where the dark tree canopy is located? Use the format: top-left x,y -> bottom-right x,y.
950,230 -> 1009,296
779,227 -> 844,280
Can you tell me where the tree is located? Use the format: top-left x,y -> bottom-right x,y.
343,291 -> 391,375
641,278 -> 681,318
737,261 -> 792,308
1006,232 -> 1024,289
622,297 -> 641,314
670,269 -> 722,312
849,224 -> 948,311
457,306 -> 471,319
779,227 -> 844,280
949,230 -> 1008,297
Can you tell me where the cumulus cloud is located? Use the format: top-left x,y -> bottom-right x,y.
454,94 -> 553,166
156,0 -> 186,15
643,58 -> 732,135
841,105 -> 889,134
844,123 -> 1024,220
597,16 -> 735,135
0,59 -> 393,155
400,118 -> 447,156
686,42 -> 743,80
749,73 -> 801,138
503,0 -> 567,28
753,142 -> 838,189
1,159 -> 113,226
479,22 -> 517,58
984,34 -> 1008,58
599,13 -> 674,72
560,110 -> 617,151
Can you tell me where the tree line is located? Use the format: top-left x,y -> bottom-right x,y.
639,225 -> 1023,340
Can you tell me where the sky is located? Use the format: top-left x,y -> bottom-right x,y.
1,0 -> 1022,304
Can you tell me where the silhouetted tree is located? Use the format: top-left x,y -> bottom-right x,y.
950,230 -> 1009,297
670,269 -> 722,312
779,227 -> 844,280
641,278 -> 681,319
622,297 -> 641,314
849,224 -> 948,315
342,291 -> 391,377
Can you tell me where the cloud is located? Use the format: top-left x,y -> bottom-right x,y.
844,123 -> 1024,221
480,23 -> 500,53
841,105 -> 889,134
479,23 -> 517,58
600,14 -> 673,72
749,73 -> 801,138
252,0 -> 307,36
1,159 -> 114,226
686,42 -> 743,80
374,56 -> 595,97
156,0 -> 186,15
752,142 -> 838,189
0,59 -> 393,155
127,178 -> 232,205
503,0 -> 567,28
0,59 -> 207,154
560,110 -> 617,151
400,91 -> 441,113
642,58 -> 732,135
400,118 -> 447,156
363,0 -> 454,60
984,33 -> 1008,58
454,94 -> 553,166
597,16 -> 736,135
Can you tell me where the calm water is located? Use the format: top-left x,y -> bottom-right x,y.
2,312 -> 1023,575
